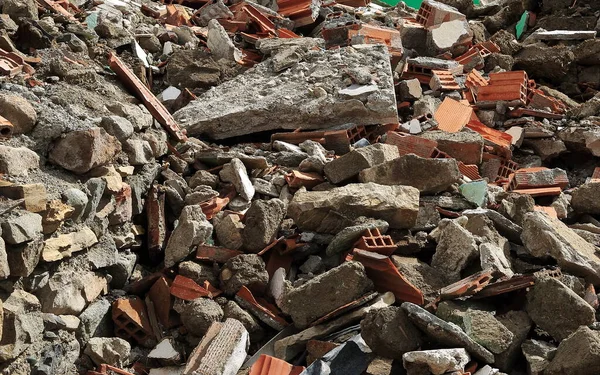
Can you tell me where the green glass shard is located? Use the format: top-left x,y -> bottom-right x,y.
516,11 -> 529,39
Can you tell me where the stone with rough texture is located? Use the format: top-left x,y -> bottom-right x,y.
214,213 -> 244,250
401,302 -> 495,363
0,146 -> 40,176
42,227 -> 98,262
559,127 -> 600,157
521,211 -> 600,284
403,349 -> 470,375
6,234 -> 43,277
0,94 -> 37,134
526,277 -> 595,342
164,205 -> 213,268
0,238 -> 8,279
361,306 -> 424,359
38,271 -> 107,315
2,0 -> 38,23
399,79 -> 423,101
174,45 -> 398,139
421,131 -> 484,165
288,183 -> 420,233
571,182 -> 600,214
178,298 -> 224,336
545,327 -> 600,375
281,261 -> 373,329
242,199 -> 285,252
84,337 -> 130,367
99,116 -> 134,141
78,298 -> 112,344
1,211 -> 42,245
179,261 -> 218,286
49,127 -> 121,174
494,310 -> 532,371
323,144 -> 399,184
522,339 -> 557,375
222,300 -> 264,342
207,19 -> 241,62
431,219 -> 479,282
428,19 -> 472,55
220,254 -> 269,295
219,158 -> 255,201
463,310 -> 514,354
326,219 -> 389,256
359,154 -> 460,194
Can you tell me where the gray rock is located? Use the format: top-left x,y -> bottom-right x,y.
401,302 -> 495,363
526,277 -> 595,341
494,310 -> 532,371
361,306 -> 424,359
242,199 -> 285,252
2,0 -> 38,23
220,158 -> 255,201
288,183 -> 420,233
325,219 -> 389,256
124,139 -> 154,166
179,261 -> 218,286
522,339 -> 557,375
323,144 -> 399,184
359,154 -> 461,194
207,19 -> 241,62
164,205 -> 213,268
0,94 -> 37,134
6,234 -> 43,277
463,310 -> 514,354
0,146 -> 40,176
38,271 -> 108,315
280,261 -> 373,329
189,170 -> 219,189
545,326 -> 600,375
398,78 -> 423,101
78,299 -> 112,344
0,238 -> 8,279
571,182 -> 600,214
106,252 -> 137,288
220,254 -> 269,295
521,211 -> 600,284
178,298 -> 223,336
84,337 -> 131,367
100,116 -> 134,141
1,210 -> 42,245
0,309 -> 44,362
431,219 -> 479,282
174,45 -> 397,139
392,255 -> 449,301
62,188 -> 88,222
214,213 -> 244,250
107,102 -> 153,131
403,349 -> 470,375
222,300 -> 264,342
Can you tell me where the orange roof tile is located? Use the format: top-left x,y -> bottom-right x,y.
434,97 -> 473,133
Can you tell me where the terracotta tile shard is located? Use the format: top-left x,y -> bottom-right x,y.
510,186 -> 563,197
235,286 -> 289,331
506,108 -> 565,119
265,249 -> 294,278
277,0 -> 319,27
107,52 -> 187,142
309,292 -> 378,327
438,269 -> 495,301
349,249 -> 424,305
37,0 -> 79,21
434,97 -> 473,133
458,162 -> 481,180
354,228 -> 396,256
165,4 -> 192,26
285,170 -> 324,189
148,276 -> 173,329
112,297 -> 156,347
385,131 -> 438,158
473,274 -> 535,299
306,340 -> 339,365
466,120 -> 513,150
249,354 -> 305,375
200,196 -> 230,220
591,167 -> 600,181
124,272 -> 164,295
170,275 -> 222,300
528,88 -> 567,114
0,49 -> 35,77
430,70 -> 461,91
585,284 -> 599,309
197,245 -> 244,263
87,364 -> 135,375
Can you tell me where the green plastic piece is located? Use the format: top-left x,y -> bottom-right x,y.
516,11 -> 529,39
459,180 -> 488,208
377,0 -> 479,8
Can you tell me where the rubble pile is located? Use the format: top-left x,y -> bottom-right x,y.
0,0 -> 600,374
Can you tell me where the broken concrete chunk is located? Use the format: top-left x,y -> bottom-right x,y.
207,19 -> 242,62
242,198 -> 285,252
49,127 -> 121,174
164,205 -> 213,268
403,349 -> 470,375
323,143 -> 399,184
78,298 -> 112,344
6,234 -> 43,277
38,271 -> 107,315
281,261 -> 373,329
100,116 -> 134,141
183,319 -> 248,375
0,94 -> 37,134
178,298 -> 224,336
463,310 -> 514,354
288,183 -> 420,233
521,211 -> 600,284
84,337 -> 130,367
526,277 -> 595,342
214,213 -> 244,250
398,78 -> 423,101
1,210 -> 42,245
0,145 -> 40,176
326,219 -> 389,256
420,131 -> 484,164
174,45 -> 398,139
544,326 -> 600,375
571,182 -> 600,215
219,158 -> 255,201
220,254 -> 269,295
359,154 -> 461,194
431,219 -> 479,282
401,302 -> 495,363
361,306 -> 424,359
428,19 -> 473,55
522,339 -> 557,375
